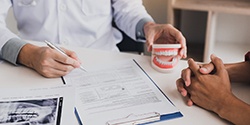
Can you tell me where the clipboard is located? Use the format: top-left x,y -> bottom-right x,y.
65,59 -> 183,125
106,112 -> 160,125
106,111 -> 183,125
75,109 -> 182,125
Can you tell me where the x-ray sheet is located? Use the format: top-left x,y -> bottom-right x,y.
0,85 -> 75,125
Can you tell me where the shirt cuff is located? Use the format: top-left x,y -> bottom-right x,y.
245,51 -> 250,61
1,38 -> 27,65
135,18 -> 154,41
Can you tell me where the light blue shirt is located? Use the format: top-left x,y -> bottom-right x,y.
0,0 -> 153,64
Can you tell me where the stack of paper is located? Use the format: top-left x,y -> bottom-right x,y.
64,59 -> 182,125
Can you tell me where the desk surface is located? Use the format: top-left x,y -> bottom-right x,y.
1,42 -> 249,125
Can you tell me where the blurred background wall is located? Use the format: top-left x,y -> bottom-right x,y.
143,0 -> 250,44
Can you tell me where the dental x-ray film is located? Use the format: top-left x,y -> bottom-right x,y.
0,97 -> 63,125
0,85 -> 74,125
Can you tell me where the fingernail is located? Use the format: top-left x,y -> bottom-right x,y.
181,91 -> 186,96
187,58 -> 193,63
184,80 -> 188,86
180,49 -> 183,55
211,54 -> 216,59
200,67 -> 207,72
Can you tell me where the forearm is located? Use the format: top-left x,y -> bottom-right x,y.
136,19 -> 154,41
225,62 -> 250,83
217,95 -> 250,125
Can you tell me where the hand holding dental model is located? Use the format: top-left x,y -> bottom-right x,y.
143,23 -> 187,72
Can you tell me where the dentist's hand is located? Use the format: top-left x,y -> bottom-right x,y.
18,44 -> 81,78
144,22 -> 187,59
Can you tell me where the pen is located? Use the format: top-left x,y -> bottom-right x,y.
44,40 -> 87,72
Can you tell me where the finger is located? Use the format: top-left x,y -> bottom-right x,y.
176,78 -> 188,96
40,67 -> 71,78
210,54 -> 225,75
146,33 -> 155,52
52,49 -> 80,68
187,98 -> 194,106
181,68 -> 192,86
168,25 -> 187,58
61,47 -> 81,62
144,23 -> 156,52
40,57 -> 75,73
179,47 -> 187,59
199,62 -> 215,74
52,60 -> 75,72
176,78 -> 194,106
182,90 -> 193,106
187,58 -> 200,76
176,35 -> 187,58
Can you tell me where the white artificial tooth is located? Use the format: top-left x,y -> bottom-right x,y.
169,50 -> 174,56
155,52 -> 160,55
160,51 -> 164,55
164,51 -> 169,55
156,57 -> 173,65
170,51 -> 174,55
174,51 -> 178,55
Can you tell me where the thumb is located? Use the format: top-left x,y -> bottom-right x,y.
199,62 -> 215,74
62,47 -> 81,63
210,54 -> 225,75
146,31 -> 155,52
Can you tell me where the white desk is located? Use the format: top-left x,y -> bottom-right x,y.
0,42 -> 249,125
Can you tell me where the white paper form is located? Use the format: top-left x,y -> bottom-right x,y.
64,59 -> 182,125
0,85 -> 75,125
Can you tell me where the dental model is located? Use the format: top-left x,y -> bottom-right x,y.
151,44 -> 181,73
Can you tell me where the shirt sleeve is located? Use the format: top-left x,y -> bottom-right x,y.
245,51 -> 250,61
1,38 -> 27,65
135,18 -> 154,41
0,0 -> 23,64
112,0 -> 154,41
0,0 -> 20,47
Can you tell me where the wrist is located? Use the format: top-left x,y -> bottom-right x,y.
225,62 -> 250,82
143,22 -> 155,38
216,94 -> 250,125
1,38 -> 27,65
136,18 -> 154,40
17,44 -> 39,68
215,93 -> 236,118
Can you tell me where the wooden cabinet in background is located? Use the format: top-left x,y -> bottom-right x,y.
167,0 -> 250,62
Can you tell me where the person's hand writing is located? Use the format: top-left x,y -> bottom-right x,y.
18,44 -> 81,78
143,22 -> 187,59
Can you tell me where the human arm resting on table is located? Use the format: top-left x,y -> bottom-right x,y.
185,55 -> 250,125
